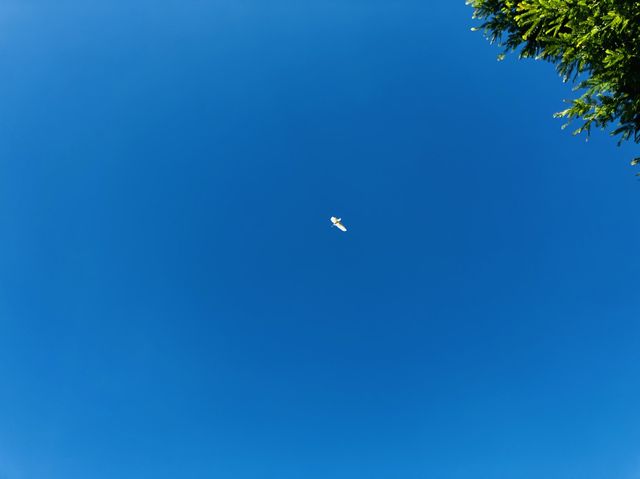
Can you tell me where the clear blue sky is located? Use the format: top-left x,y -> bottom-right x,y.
0,1 -> 639,478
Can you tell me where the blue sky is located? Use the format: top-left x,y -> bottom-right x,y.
0,1 -> 639,478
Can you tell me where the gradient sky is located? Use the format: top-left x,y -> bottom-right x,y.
0,1 -> 639,478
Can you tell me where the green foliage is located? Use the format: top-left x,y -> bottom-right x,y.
469,0 -> 640,165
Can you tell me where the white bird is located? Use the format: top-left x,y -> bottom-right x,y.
330,216 -> 347,232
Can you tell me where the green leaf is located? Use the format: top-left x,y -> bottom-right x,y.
469,0 -> 640,166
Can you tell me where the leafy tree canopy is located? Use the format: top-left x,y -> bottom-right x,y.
468,0 -> 640,165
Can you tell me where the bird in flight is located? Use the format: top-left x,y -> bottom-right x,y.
330,216 -> 347,232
